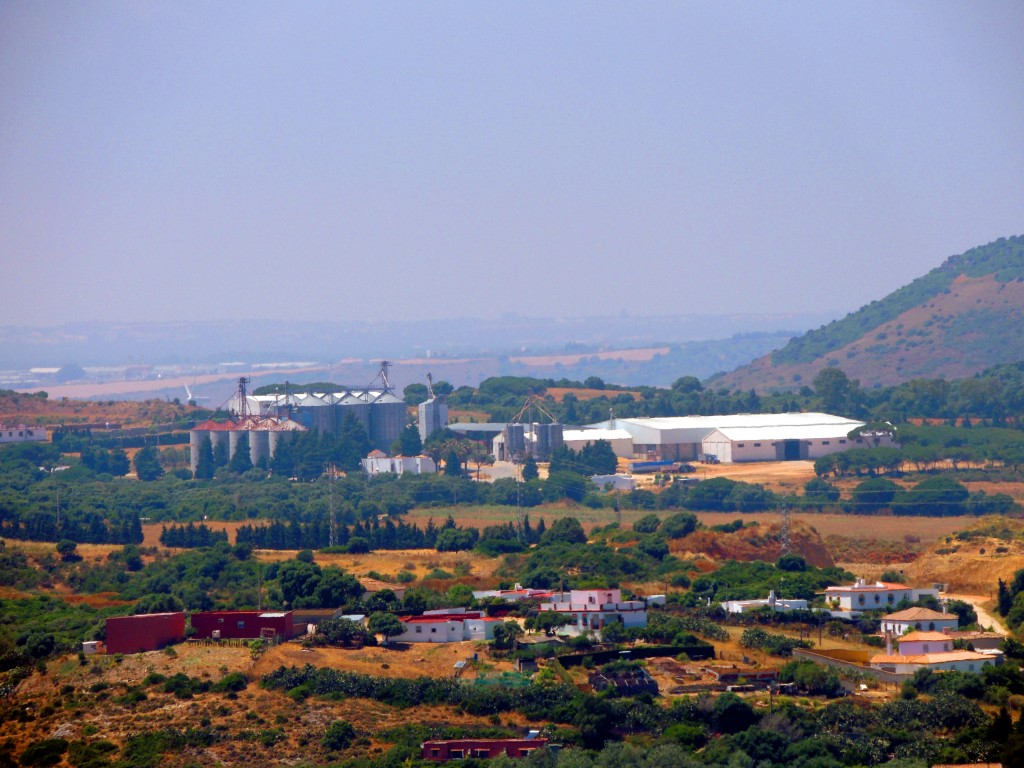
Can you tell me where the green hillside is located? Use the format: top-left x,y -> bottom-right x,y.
773,235 -> 1024,365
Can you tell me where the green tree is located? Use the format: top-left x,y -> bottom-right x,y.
228,434 -> 253,474
521,455 -> 539,481
444,449 -> 464,477
55,539 -> 79,562
633,514 -> 661,534
540,517 -> 587,546
660,512 -> 698,539
193,436 -> 215,480
133,446 -> 164,481
108,448 -> 131,476
492,620 -> 524,650
322,720 -> 356,750
367,612 -> 404,644
398,424 -> 423,456
814,367 -> 855,414
851,476 -> 899,511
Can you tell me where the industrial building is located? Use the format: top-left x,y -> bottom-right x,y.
585,412 -> 889,463
562,427 -> 634,458
417,374 -> 449,442
230,388 -> 406,451
189,415 -> 305,475
105,612 -> 186,654
491,422 -> 564,462
190,610 -> 300,641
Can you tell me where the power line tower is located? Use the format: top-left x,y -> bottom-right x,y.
779,502 -> 793,557
328,464 -> 338,548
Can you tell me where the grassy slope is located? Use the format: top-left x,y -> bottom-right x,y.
712,235 -> 1024,391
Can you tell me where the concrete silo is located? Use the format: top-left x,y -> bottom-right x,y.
418,397 -> 448,443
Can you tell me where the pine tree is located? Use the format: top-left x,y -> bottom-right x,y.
194,436 -> 215,479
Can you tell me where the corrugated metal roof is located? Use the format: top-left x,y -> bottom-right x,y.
192,419 -> 239,431
563,428 -> 633,442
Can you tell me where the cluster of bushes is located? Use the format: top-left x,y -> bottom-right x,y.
739,626 -> 811,657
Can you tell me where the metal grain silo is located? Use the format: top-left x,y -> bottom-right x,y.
369,391 -> 406,450
337,391 -> 370,435
248,429 -> 270,467
506,424 -> 526,460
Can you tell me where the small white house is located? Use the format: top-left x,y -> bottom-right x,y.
0,425 -> 46,445
392,611 -> 502,643
361,455 -> 437,476
539,589 -> 648,633
590,474 -> 636,492
823,579 -> 939,612
870,631 -> 999,675
879,607 -> 958,635
721,590 -> 809,615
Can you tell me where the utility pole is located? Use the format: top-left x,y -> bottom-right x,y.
328,464 -> 337,548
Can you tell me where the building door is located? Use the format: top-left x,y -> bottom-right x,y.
782,440 -> 801,460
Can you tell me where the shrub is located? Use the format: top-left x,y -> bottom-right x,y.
18,739 -> 68,767
322,720 -> 356,751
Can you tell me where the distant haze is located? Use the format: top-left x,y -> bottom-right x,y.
1,3 -> 1022,326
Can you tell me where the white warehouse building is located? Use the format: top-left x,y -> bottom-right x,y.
585,412 -> 889,463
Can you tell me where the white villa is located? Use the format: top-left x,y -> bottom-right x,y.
721,590 -> 809,615
539,588 -> 648,633
824,579 -> 939,612
879,607 -> 958,635
392,609 -> 503,644
869,631 -> 1000,675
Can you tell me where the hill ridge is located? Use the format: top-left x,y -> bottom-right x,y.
714,235 -> 1024,391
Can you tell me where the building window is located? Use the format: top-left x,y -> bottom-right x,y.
874,595 -> 880,604
450,750 -> 464,759
753,442 -> 761,447
415,627 -> 422,634
858,596 -> 865,606
969,664 -> 975,671
887,594 -> 895,602
218,618 -> 225,624
822,440 -> 830,445
431,627 -> 437,633
472,750 -> 489,758
923,644 -> 930,652
737,443 -> 745,448
237,621 -> 245,629
839,439 -> 846,444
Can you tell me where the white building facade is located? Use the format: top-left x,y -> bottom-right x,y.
539,589 -> 648,632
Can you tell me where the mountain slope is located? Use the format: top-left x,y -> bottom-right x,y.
713,235 -> 1024,391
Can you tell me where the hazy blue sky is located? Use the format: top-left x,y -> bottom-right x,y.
2,2 -> 1021,326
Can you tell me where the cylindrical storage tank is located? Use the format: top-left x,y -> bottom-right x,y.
228,430 -> 243,462
534,423 -> 550,460
189,430 -> 204,475
338,397 -> 370,435
208,431 -> 229,464
548,422 -> 564,455
506,425 -> 525,459
249,430 -> 269,467
370,396 -> 406,451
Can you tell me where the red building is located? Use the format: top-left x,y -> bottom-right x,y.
421,739 -> 547,761
105,612 -> 186,655
190,611 -> 298,641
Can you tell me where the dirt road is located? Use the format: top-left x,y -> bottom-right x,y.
944,593 -> 1008,635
